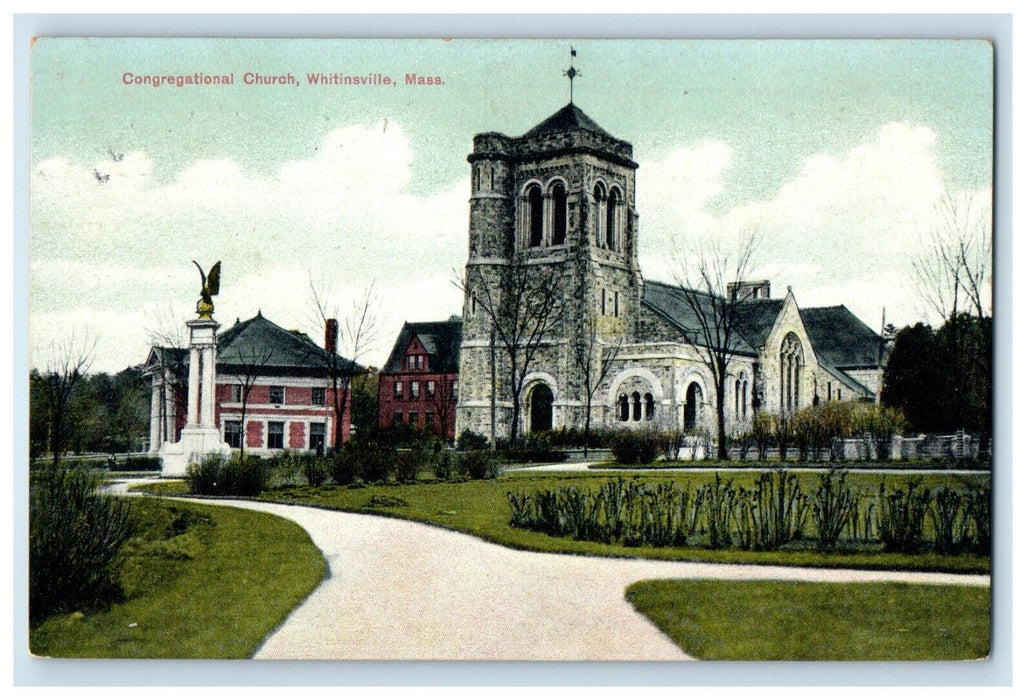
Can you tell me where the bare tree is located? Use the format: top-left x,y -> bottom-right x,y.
913,192 -> 992,323
32,333 -> 96,466
459,254 -> 564,447
428,371 -> 458,440
309,279 -> 380,450
220,345 -> 275,458
672,232 -> 760,460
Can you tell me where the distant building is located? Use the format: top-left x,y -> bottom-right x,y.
378,317 -> 463,439
144,312 -> 358,457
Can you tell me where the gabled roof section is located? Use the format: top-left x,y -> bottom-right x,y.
800,306 -> 885,370
641,280 -> 779,355
383,318 -> 463,374
217,313 -> 359,376
143,346 -> 189,376
523,103 -> 616,140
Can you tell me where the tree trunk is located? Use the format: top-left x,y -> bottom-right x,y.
715,382 -> 728,460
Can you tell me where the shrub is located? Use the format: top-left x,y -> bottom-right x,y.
812,470 -> 857,550
433,450 -> 457,480
878,480 -> 930,553
329,448 -> 356,485
502,433 -> 568,463
304,455 -> 330,487
455,430 -> 489,452
272,450 -> 304,487
929,485 -> 963,554
458,450 -> 498,480
610,429 -> 662,464
109,455 -> 161,472
186,453 -> 266,496
394,449 -> 424,482
30,468 -> 133,624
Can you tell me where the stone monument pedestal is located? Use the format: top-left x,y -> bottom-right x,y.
159,317 -> 231,477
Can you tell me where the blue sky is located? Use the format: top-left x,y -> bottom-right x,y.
29,38 -> 993,372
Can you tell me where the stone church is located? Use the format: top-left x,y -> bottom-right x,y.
454,102 -> 885,441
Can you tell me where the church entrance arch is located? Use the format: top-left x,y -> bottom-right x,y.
529,384 -> 554,433
684,382 -> 702,431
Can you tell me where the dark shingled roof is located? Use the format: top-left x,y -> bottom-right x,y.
216,313 -> 359,377
383,317 -> 463,374
800,306 -> 885,370
642,281 -> 884,373
523,103 -> 617,140
641,280 -> 778,355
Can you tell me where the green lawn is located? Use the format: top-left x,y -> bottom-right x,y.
30,497 -> 326,658
134,468 -> 990,573
625,579 -> 990,660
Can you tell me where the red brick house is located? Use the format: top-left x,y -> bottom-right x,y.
378,317 -> 462,439
145,312 -> 359,457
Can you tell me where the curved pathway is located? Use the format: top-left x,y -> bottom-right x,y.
110,481 -> 989,661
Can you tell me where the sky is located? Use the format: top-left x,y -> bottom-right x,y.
28,38 -> 994,373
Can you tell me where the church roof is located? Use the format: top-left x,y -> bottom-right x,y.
523,103 -> 617,140
641,280 -> 766,355
382,317 -> 463,374
800,306 -> 885,370
217,313 -> 359,377
642,280 -> 884,371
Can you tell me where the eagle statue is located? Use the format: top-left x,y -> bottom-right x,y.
193,260 -> 221,319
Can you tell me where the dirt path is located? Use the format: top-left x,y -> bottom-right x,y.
171,497 -> 987,661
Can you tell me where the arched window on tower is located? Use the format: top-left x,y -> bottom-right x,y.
632,392 -> 642,421
550,181 -> 567,245
618,393 -> 629,422
644,393 -> 655,421
594,183 -> 607,247
606,187 -> 620,250
528,184 -> 544,247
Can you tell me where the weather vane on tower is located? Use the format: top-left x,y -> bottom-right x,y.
565,46 -> 580,104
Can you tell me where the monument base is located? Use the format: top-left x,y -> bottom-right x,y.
159,425 -> 232,477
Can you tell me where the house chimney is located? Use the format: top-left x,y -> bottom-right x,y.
324,319 -> 339,354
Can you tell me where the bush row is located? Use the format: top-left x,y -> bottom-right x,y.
185,444 -> 502,496
733,402 -> 909,462
507,472 -> 990,555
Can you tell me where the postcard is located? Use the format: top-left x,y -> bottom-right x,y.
27,37 -> 993,665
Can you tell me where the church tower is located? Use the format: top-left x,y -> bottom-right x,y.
455,101 -> 642,440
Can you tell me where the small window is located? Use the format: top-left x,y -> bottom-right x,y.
309,422 -> 326,454
601,289 -> 606,315
618,394 -> 629,422
614,292 -> 619,318
410,381 -> 420,400
394,381 -> 404,400
528,184 -> 544,247
409,411 -> 419,426
311,387 -> 326,406
407,355 -> 416,370
827,382 -> 832,401
269,386 -> 285,404
451,379 -> 459,398
426,380 -> 435,398
425,412 -> 435,430
644,393 -> 655,421
393,411 -> 403,426
416,355 -> 424,369
632,392 -> 642,422
230,385 -> 243,402
267,421 -> 284,449
224,420 -> 242,449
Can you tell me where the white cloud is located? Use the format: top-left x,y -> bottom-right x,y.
636,122 -> 990,332
30,122 -> 468,372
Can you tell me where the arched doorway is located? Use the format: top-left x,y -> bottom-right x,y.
684,382 -> 702,431
529,384 -> 554,433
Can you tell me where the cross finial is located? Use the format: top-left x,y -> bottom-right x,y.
565,46 -> 580,104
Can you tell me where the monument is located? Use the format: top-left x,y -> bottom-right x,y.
159,261 -> 232,477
